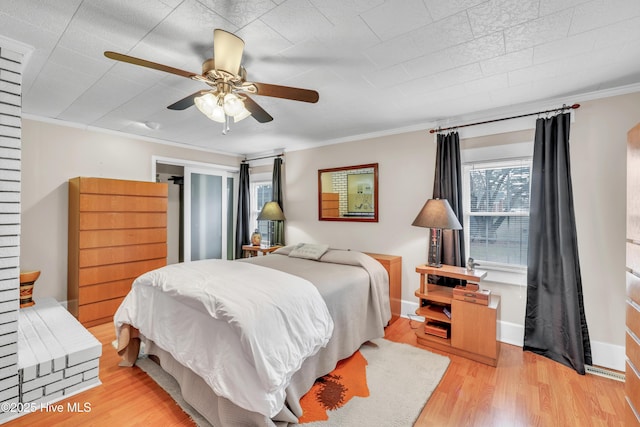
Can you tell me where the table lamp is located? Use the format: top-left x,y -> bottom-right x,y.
257,201 -> 286,246
412,198 -> 462,267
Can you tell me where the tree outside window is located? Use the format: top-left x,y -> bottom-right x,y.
465,160 -> 531,268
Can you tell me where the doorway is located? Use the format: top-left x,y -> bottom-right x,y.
154,157 -> 237,264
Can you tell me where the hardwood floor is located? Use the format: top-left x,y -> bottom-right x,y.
5,322 -> 193,427
6,318 -> 624,426
385,319 -> 625,427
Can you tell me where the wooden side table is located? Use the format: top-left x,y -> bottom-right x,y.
416,264 -> 486,294
414,264 -> 500,366
242,245 -> 282,258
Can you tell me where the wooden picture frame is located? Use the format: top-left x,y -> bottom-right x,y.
318,163 -> 378,222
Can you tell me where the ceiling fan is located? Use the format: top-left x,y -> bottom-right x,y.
104,29 -> 319,134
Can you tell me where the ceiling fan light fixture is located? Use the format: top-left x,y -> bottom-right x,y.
194,92 -> 217,115
194,92 -> 226,123
233,107 -> 251,122
211,106 -> 226,123
223,93 -> 245,116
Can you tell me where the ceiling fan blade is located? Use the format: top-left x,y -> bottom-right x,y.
213,29 -> 245,75
243,95 -> 273,123
167,91 -> 208,110
252,82 -> 319,103
104,51 -> 197,79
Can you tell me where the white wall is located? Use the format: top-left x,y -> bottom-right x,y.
570,94 -> 637,350
284,91 -> 640,360
20,119 -> 240,302
286,129 -> 435,290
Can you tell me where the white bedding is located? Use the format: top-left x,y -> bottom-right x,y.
114,259 -> 334,417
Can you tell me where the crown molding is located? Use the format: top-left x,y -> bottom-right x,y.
289,83 -> 640,152
434,82 -> 640,131
286,121 -> 439,153
21,113 -> 243,159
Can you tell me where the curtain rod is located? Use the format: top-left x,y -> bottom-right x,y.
428,103 -> 580,134
242,153 -> 283,163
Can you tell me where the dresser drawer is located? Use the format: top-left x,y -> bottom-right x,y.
79,243 -> 167,267
79,258 -> 166,286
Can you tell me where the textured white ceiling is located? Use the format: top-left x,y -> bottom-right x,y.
1,0 -> 640,156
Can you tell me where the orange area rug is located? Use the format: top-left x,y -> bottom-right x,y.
298,350 -> 369,423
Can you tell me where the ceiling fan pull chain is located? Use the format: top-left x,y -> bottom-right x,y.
222,114 -> 231,135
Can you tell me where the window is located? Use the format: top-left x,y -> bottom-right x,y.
250,179 -> 272,244
463,158 -> 531,270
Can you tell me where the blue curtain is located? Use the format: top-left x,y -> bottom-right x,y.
524,112 -> 592,374
234,162 -> 250,259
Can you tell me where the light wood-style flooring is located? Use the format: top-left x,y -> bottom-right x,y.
6,318 -> 624,426
386,318 -> 625,427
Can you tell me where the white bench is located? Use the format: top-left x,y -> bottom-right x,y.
16,298 -> 101,408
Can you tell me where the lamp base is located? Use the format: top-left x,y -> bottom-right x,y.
428,228 -> 443,268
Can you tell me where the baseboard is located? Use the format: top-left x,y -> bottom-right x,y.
498,320 -> 524,347
400,299 -> 624,372
591,341 -> 625,372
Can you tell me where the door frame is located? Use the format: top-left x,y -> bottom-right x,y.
152,155 -> 239,261
183,166 -> 230,261
152,155 -> 239,179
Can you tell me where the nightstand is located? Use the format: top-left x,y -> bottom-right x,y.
414,264 -> 500,366
242,245 -> 282,257
364,253 -> 402,324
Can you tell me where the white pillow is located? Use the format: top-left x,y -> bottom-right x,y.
288,243 -> 330,260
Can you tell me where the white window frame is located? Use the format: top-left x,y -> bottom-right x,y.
461,141 -> 533,286
249,172 -> 272,244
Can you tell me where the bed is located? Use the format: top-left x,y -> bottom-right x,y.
114,244 -> 393,426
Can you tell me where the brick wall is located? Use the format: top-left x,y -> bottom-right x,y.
0,42 -> 22,418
